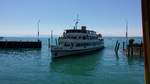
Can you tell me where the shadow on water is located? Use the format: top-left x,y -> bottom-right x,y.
49,49 -> 105,76
0,48 -> 42,61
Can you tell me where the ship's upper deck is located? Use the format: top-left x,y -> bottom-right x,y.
65,26 -> 96,34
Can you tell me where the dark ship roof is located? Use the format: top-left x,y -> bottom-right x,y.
65,26 -> 96,34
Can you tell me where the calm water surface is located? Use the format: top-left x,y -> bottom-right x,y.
0,37 -> 144,84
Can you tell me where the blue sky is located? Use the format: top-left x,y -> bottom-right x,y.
0,0 -> 142,37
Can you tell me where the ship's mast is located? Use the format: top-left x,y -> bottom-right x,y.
74,14 -> 80,29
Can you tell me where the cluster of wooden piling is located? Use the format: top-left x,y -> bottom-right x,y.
122,39 -> 143,56
126,39 -> 143,56
114,39 -> 143,56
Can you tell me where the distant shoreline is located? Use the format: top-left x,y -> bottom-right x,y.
1,36 -> 143,38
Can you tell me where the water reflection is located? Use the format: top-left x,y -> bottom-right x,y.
49,50 -> 104,76
127,55 -> 144,65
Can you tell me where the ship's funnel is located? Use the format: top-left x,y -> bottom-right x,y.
81,26 -> 86,31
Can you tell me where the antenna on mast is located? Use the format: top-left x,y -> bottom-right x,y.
37,20 -> 40,42
74,14 -> 80,29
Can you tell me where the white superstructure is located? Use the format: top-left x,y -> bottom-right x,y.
51,17 -> 104,58
51,25 -> 104,58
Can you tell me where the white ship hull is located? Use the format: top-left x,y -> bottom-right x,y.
51,44 -> 104,58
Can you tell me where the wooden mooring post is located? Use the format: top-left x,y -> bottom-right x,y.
123,41 -> 125,50
115,40 -> 120,55
55,38 -> 57,46
48,38 -> 50,48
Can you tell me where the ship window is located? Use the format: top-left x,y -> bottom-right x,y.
83,36 -> 86,40
73,37 -> 77,39
64,43 -> 70,46
76,43 -> 80,47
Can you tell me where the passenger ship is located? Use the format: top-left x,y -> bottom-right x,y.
51,20 -> 104,58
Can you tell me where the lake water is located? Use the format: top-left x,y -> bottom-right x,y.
0,37 -> 144,84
